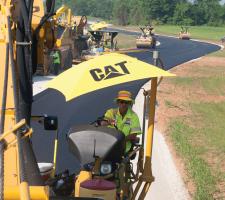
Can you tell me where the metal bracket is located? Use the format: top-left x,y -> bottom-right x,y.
15,41 -> 32,46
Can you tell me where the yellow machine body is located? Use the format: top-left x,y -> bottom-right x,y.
0,1 -> 49,199
4,186 -> 49,200
0,2 -> 20,190
136,36 -> 153,48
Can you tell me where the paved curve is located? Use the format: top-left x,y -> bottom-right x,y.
31,31 -> 221,177
109,27 -> 220,70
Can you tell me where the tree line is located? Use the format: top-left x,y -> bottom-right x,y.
59,0 -> 225,26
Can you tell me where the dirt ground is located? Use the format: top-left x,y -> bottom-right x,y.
155,54 -> 225,199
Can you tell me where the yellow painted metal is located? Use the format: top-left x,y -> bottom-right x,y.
0,3 -> 19,189
51,132 -> 58,177
19,182 -> 30,200
75,171 -> 92,197
32,0 -> 45,28
4,108 -> 15,116
146,78 -> 157,158
4,186 -> 49,200
7,128 -> 33,148
67,8 -> 71,25
0,119 -> 25,142
90,21 -> 108,31
54,5 -> 69,19
131,78 -> 157,200
0,2 -> 50,200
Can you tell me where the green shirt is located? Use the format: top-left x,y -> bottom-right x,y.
104,107 -> 141,152
52,51 -> 60,64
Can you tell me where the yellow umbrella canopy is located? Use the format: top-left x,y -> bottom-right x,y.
90,21 -> 109,31
47,53 -> 174,101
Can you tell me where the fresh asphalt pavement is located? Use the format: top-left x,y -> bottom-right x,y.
32,32 -> 220,199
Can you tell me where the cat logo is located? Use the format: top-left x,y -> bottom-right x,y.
90,61 -> 130,81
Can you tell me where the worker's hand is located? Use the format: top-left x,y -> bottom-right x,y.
126,133 -> 137,141
100,119 -> 116,126
107,119 -> 116,126
100,120 -> 109,126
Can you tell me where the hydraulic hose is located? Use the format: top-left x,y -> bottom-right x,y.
16,1 -> 44,185
7,14 -> 26,181
7,16 -> 31,200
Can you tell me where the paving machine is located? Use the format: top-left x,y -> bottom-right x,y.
82,30 -> 118,61
0,0 -> 174,199
54,5 -> 89,67
178,26 -> 191,40
136,26 -> 156,49
33,2 -> 88,75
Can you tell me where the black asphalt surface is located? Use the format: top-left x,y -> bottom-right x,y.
109,28 -> 220,70
31,30 -> 221,174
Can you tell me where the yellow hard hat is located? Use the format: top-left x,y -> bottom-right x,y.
115,90 -> 133,102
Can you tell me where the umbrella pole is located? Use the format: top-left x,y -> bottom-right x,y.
138,89 -> 149,173
52,129 -> 58,177
146,77 -> 157,159
132,78 -> 157,199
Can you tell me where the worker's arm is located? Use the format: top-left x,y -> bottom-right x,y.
100,109 -> 116,126
100,118 -> 115,126
126,113 -> 141,141
126,133 -> 137,141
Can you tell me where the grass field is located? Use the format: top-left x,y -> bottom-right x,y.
114,24 -> 225,50
209,49 -> 225,57
115,24 -> 225,42
165,62 -> 225,199
154,25 -> 225,42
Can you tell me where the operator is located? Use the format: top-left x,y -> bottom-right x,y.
51,49 -> 61,75
101,90 -> 142,153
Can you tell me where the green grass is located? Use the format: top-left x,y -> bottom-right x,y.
200,77 -> 225,95
166,59 -> 225,198
170,75 -> 225,96
170,120 -> 217,200
170,77 -> 194,86
208,49 -> 225,57
191,102 -> 225,151
155,25 -> 225,41
165,100 -> 174,108
121,24 -> 225,41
